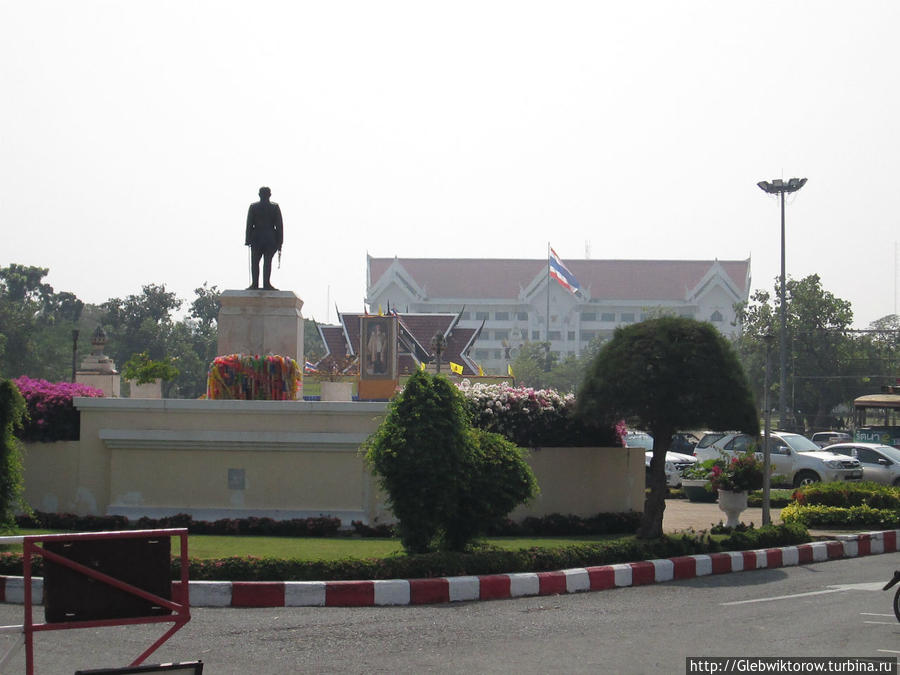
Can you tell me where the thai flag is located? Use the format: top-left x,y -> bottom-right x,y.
304,361 -> 319,373
549,247 -> 581,294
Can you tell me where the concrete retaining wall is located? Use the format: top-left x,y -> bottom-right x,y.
21,397 -> 643,525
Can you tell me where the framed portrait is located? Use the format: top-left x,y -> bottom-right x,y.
359,316 -> 397,380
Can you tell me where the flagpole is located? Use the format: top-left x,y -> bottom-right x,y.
546,243 -> 551,372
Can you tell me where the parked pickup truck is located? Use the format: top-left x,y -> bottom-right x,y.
695,431 -> 863,487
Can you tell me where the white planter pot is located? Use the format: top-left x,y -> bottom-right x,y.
717,489 -> 748,528
320,381 -> 354,401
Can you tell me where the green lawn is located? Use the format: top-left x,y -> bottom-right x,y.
5,530 -> 630,561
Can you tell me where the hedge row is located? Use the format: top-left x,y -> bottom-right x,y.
16,511 -> 342,537
16,510 -> 641,539
780,503 -> 900,529
792,481 -> 900,510
0,523 -> 810,581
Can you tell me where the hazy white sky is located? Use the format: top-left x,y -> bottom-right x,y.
2,1 -> 898,327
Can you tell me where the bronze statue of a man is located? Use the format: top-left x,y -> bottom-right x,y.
245,186 -> 283,290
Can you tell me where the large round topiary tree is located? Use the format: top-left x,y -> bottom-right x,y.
577,317 -> 759,539
364,370 -> 537,553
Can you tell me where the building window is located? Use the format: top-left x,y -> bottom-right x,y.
532,330 -> 541,340
580,330 -> 596,341
516,312 -> 529,321
621,312 -> 635,323
494,329 -> 509,341
710,310 -> 724,322
600,312 -> 615,322
548,331 -> 561,340
495,311 -> 509,321
567,331 -> 575,341
475,349 -> 489,360
581,312 -> 597,322
475,311 -> 489,321
492,349 -> 502,360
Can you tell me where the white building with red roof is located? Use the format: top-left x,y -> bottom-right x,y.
366,255 -> 751,374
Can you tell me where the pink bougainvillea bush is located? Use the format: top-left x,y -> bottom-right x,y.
12,377 -> 104,442
456,380 -> 625,448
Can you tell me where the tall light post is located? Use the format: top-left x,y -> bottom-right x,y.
762,333 -> 775,526
757,177 -> 807,430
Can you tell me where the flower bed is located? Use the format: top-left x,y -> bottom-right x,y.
12,376 -> 104,442
206,354 -> 301,400
456,380 -> 624,447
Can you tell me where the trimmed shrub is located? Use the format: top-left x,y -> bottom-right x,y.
364,371 -> 538,553
791,481 -> 900,509
0,380 -> 28,527
779,482 -> 900,529
780,503 -> 900,529
12,376 -> 103,442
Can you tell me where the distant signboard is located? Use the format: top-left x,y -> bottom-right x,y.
855,426 -> 900,448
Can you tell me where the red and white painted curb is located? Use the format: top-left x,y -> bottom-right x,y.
2,530 -> 896,608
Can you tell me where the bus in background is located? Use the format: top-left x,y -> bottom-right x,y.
854,385 -> 900,448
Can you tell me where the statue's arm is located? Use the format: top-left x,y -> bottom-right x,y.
245,206 -> 253,245
275,204 -> 284,249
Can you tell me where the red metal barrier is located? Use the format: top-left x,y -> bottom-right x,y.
0,528 -> 190,675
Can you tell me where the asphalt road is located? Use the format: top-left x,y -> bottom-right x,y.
0,554 -> 897,674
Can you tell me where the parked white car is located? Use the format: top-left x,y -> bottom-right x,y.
810,431 -> 851,448
627,431 -> 698,487
644,450 -> 697,487
826,442 -> 900,486
695,431 -> 862,487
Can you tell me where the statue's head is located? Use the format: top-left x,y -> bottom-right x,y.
259,186 -> 272,199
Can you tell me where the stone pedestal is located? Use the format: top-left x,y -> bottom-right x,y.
75,326 -> 121,396
217,290 -> 304,364
76,372 -> 121,397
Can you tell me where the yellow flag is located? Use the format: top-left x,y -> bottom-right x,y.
419,361 -> 426,371
378,305 -> 384,316
477,364 -> 484,376
449,362 -> 463,375
507,364 -> 514,378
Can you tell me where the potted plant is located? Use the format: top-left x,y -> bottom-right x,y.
122,351 -> 179,399
709,450 -> 766,527
314,354 -> 358,401
680,460 -> 718,503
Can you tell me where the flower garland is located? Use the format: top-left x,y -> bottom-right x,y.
206,354 -> 301,400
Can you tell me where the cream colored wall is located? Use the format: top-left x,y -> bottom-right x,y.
512,446 -> 645,519
22,398 -> 643,525
21,441 -> 81,514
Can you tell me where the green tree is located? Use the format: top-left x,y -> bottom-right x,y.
364,370 -> 537,552
509,341 -> 557,389
735,274 -> 871,430
0,264 -> 84,380
577,317 -> 758,539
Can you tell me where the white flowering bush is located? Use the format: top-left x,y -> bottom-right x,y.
456,380 -> 624,448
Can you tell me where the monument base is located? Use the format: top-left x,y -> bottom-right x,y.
217,290 -> 304,364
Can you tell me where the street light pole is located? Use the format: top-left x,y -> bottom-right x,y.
762,333 -> 775,526
757,177 -> 807,431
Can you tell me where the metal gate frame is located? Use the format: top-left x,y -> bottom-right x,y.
0,528 -> 191,674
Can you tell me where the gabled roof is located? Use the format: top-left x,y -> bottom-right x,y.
315,311 -> 483,376
367,257 -> 751,302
